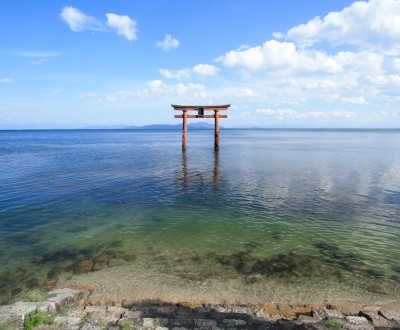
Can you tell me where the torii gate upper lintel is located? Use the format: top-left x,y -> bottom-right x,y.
172,104 -> 230,150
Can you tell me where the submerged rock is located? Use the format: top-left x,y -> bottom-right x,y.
78,260 -> 94,274
108,258 -> 125,268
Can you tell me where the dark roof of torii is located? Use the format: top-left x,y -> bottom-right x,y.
171,104 -> 230,109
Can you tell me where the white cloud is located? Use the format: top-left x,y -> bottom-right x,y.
393,58 -> 400,70
0,78 -> 13,83
239,88 -> 255,97
192,64 -> 220,76
215,40 -> 342,74
159,68 -> 191,80
106,13 -> 137,41
160,64 -> 219,80
339,96 -> 366,104
60,6 -> 102,32
156,34 -> 179,51
278,0 -> 400,54
98,80 -> 206,103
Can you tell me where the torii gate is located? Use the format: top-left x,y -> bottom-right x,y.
172,104 -> 230,150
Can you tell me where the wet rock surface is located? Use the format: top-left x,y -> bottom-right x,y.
1,288 -> 400,330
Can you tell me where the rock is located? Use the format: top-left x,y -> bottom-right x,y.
222,318 -> 246,326
121,310 -> 143,320
143,317 -> 169,327
36,301 -> 58,313
260,304 -> 281,321
108,258 -> 125,267
194,318 -> 217,327
92,262 -> 106,271
172,318 -> 193,326
296,315 -> 320,324
156,305 -> 178,316
197,306 -> 212,314
312,307 -> 344,319
106,306 -> 128,318
359,311 -> 394,327
78,260 -> 94,273
254,308 -> 268,319
231,306 -> 253,316
343,323 -> 374,330
81,323 -> 103,330
214,306 -> 232,313
85,306 -> 107,314
65,308 -> 88,318
0,302 -> 37,326
54,316 -> 82,327
379,309 -> 400,322
345,316 -> 369,324
278,304 -> 315,320
47,288 -> 89,311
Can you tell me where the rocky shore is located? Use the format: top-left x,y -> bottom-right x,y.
1,286 -> 400,330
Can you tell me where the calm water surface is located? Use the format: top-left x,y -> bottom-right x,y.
0,129 -> 400,304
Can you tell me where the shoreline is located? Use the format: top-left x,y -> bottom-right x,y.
1,286 -> 400,329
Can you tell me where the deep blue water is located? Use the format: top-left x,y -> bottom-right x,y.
0,129 -> 400,304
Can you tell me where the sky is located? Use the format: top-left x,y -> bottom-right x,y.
1,0 -> 400,128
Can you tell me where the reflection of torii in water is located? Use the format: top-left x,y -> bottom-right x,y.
181,151 -> 220,190
172,104 -> 230,150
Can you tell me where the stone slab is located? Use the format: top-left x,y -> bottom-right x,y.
46,288 -> 88,311
379,309 -> 400,322
359,311 -> 394,328
222,318 -> 246,326
194,318 -> 217,327
312,307 -> 344,320
296,315 -> 320,324
345,316 -> 369,325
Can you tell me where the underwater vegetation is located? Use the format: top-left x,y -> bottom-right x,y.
213,241 -> 387,281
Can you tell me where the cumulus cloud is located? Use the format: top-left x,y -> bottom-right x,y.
156,34 -> 179,51
393,58 -> 400,70
60,6 -> 102,32
276,0 -> 400,54
60,7 -> 137,41
0,78 -> 13,83
192,64 -> 220,76
106,13 -> 137,41
215,40 -> 342,74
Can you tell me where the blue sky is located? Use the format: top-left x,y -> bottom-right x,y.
1,0 -> 400,128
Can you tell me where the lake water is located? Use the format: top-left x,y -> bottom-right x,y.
0,129 -> 400,305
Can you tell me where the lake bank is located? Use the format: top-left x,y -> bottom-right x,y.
1,286 -> 400,329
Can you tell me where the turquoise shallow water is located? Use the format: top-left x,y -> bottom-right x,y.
0,129 -> 400,304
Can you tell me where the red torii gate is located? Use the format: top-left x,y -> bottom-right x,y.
172,104 -> 230,150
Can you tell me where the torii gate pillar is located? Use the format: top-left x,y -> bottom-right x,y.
172,104 -> 230,150
214,110 -> 220,150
